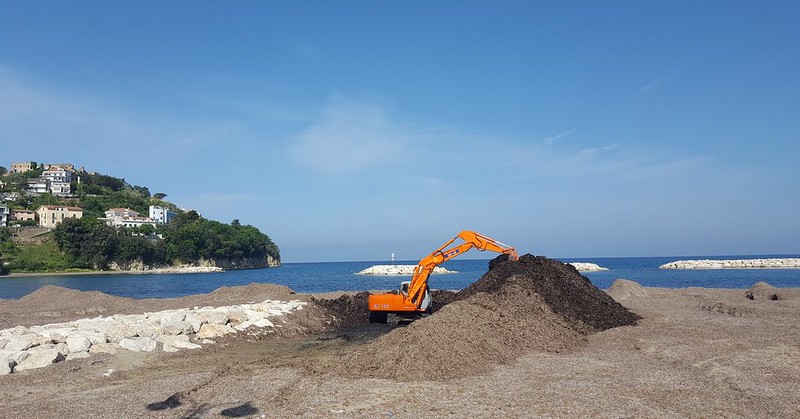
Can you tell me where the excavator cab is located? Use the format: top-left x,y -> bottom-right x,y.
399,281 -> 410,296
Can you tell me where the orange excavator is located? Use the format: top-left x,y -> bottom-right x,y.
368,230 -> 518,325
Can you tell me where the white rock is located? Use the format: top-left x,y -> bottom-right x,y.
0,325 -> 31,337
197,323 -> 236,339
66,336 -> 92,353
252,318 -> 274,328
35,327 -> 76,342
73,331 -> 108,345
3,334 -> 51,352
106,324 -> 138,343
119,337 -> 157,352
660,258 -> 800,269
15,348 -> 65,371
356,264 -> 457,275
1,357 -> 14,375
200,312 -> 230,325
161,321 -> 193,336
0,350 -> 29,365
568,262 -> 609,272
157,311 -> 187,325
184,314 -> 206,333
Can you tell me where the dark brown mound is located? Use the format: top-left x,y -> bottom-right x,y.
328,254 -> 640,380
462,254 -> 641,332
310,292 -> 372,326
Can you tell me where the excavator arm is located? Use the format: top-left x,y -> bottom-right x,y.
405,231 -> 518,307
368,230 -> 518,322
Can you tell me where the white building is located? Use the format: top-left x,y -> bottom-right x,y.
25,178 -> 49,195
41,166 -> 73,196
100,208 -> 157,229
0,204 -> 8,227
149,205 -> 178,225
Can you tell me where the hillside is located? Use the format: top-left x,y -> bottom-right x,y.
0,163 -> 279,274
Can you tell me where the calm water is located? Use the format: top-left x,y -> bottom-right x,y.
1,254 -> 799,300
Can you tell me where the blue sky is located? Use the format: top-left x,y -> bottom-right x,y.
1,1 -> 798,262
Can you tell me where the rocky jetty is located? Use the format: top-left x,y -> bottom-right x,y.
0,298 -> 306,374
356,265 -> 457,275
660,258 -> 800,269
568,262 -> 609,272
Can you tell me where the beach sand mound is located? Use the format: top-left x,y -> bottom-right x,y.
327,254 -> 640,380
745,281 -> 781,301
607,279 -> 649,302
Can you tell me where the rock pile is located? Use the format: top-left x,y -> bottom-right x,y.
0,299 -> 306,375
568,262 -> 609,272
327,254 -> 639,380
356,265 -> 457,275
660,258 -> 800,269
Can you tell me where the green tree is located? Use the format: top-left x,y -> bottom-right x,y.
153,192 -> 167,200
0,166 -> 7,176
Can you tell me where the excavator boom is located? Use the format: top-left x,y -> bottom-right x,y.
368,230 -> 517,324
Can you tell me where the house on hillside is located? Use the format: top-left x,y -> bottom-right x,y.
35,205 -> 83,228
25,178 -> 49,195
149,205 -> 178,225
0,204 -> 8,227
41,166 -> 73,196
11,209 -> 35,224
100,208 -> 157,229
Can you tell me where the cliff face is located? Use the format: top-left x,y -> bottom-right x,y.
109,255 -> 280,272
211,255 -> 281,270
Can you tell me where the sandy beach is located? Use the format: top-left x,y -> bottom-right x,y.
1,276 -> 799,417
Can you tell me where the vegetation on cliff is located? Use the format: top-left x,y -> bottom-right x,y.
0,168 -> 279,274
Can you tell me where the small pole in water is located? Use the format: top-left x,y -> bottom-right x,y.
391,252 -> 395,265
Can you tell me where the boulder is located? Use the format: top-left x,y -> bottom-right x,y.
161,321 -> 194,336
89,343 -> 118,355
198,323 -> 236,339
3,334 -> 51,352
66,335 -> 93,353
119,337 -> 157,352
0,350 -> 29,365
66,351 -> 92,361
15,348 -> 65,371
1,357 -> 14,375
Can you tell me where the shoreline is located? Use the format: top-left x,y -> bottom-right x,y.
2,266 -> 227,278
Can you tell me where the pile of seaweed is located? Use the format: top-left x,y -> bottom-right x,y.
324,254 -> 640,380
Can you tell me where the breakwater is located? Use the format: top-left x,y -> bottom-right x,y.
660,258 -> 800,269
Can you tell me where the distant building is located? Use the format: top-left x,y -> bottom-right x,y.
9,162 -> 34,174
2,192 -> 21,202
25,178 -> 49,195
11,209 -> 35,223
100,208 -> 157,229
41,166 -> 73,196
149,205 -> 178,225
42,163 -> 75,172
0,204 -> 8,227
35,205 -> 83,228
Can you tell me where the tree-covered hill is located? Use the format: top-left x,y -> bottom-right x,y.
0,167 -> 280,274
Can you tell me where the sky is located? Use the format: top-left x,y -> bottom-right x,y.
1,1 -> 798,262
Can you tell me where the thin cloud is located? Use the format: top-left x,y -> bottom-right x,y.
288,96 -> 413,174
543,128 -> 575,144
627,71 -> 680,100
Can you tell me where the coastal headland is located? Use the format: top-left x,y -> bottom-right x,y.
1,255 -> 798,417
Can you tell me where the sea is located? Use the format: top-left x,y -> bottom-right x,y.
1,254 -> 799,300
